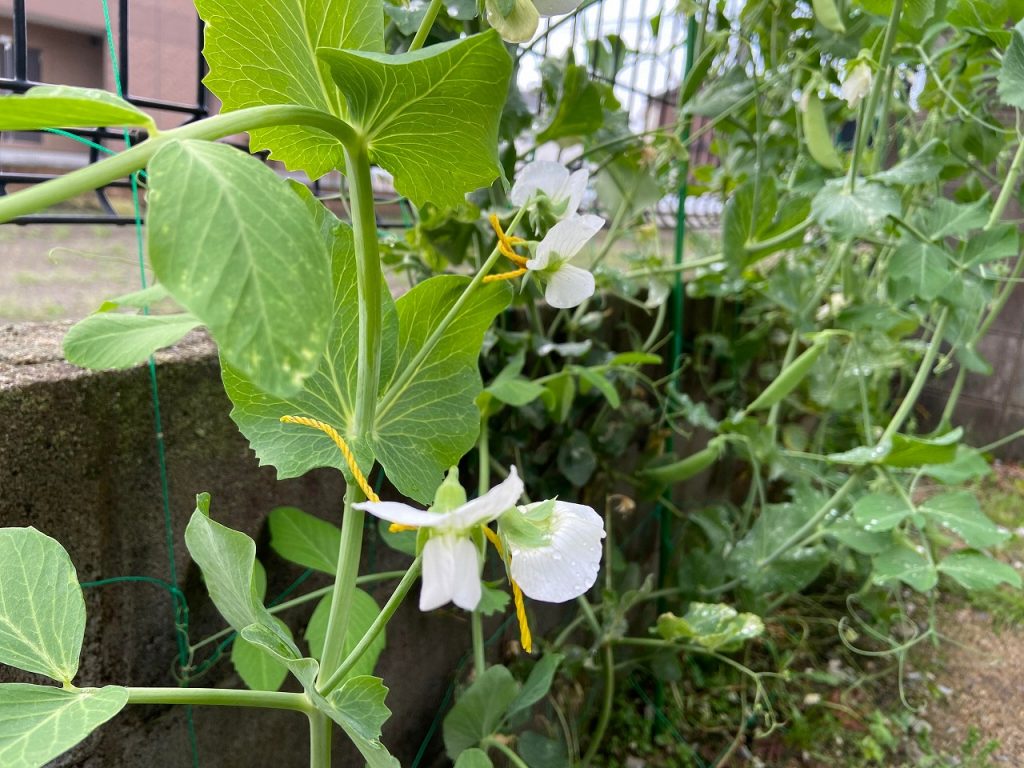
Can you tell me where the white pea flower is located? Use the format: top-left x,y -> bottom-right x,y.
841,61 -> 873,110
500,500 -> 605,602
511,160 -> 589,219
486,0 -> 581,44
527,213 -> 605,308
353,467 -> 523,611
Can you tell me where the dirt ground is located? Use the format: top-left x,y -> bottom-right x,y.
0,224 -> 152,321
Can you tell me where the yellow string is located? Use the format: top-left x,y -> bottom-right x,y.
482,526 -> 533,654
483,267 -> 528,284
489,213 -> 529,267
279,416 -> 379,503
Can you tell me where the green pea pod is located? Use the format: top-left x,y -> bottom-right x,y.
746,340 -> 827,413
802,91 -> 844,172
812,0 -> 846,34
640,439 -> 724,487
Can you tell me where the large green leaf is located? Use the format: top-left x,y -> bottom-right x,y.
888,240 -> 953,302
811,179 -> 900,238
885,429 -> 962,467
506,654 -> 564,717
0,86 -> 154,131
999,20 -> 1024,109
222,204 -> 398,480
871,139 -> 949,186
231,560 -> 290,692
938,551 -> 1022,590
314,677 -> 399,768
0,528 -> 85,683
455,749 -> 495,768
871,541 -> 938,592
305,589 -> 385,680
195,0 -> 382,176
320,31 -> 512,208
444,665 -> 520,759
656,603 -> 764,652
727,503 -> 829,593
183,511 -> 298,655
536,64 -> 607,143
147,140 -> 332,398
919,491 -> 1008,548
374,276 -> 512,503
269,506 -> 342,574
0,684 -> 128,768
63,313 -> 200,370
851,493 -> 911,532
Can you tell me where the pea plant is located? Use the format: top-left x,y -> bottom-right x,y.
0,3 -> 632,766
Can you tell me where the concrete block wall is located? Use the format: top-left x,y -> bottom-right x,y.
0,323 -> 474,767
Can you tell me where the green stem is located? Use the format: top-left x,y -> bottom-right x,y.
409,0 -> 444,51
308,711 -> 332,768
471,612 -> 486,674
473,417 -> 491,675
377,207 -> 527,417
846,0 -> 903,193
745,218 -> 811,254
880,307 -> 949,444
481,738 -> 530,768
319,556 -> 424,695
126,687 -> 313,713
317,139 -> 382,688
0,105 -> 358,223
580,644 -> 615,767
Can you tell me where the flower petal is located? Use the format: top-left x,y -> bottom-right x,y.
561,168 -> 588,217
485,0 -> 540,44
545,263 -> 595,309
420,535 -> 457,611
532,0 -> 582,15
511,160 -> 570,207
450,537 -> 483,611
448,465 -> 524,530
352,500 -> 443,528
531,213 -> 604,266
510,501 -> 605,603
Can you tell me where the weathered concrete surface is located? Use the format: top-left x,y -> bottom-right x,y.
0,323 -> 476,767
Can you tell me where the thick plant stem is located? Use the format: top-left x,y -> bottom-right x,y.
473,416 -> 491,675
308,711 -> 332,768
319,556 -> 424,694
0,105 -> 358,223
846,0 -> 903,192
580,644 -> 615,767
126,687 -> 313,713
317,139 -> 383,688
377,207 -> 527,416
409,0 -> 444,51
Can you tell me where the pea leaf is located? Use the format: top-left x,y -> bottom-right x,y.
305,589 -> 385,680
826,516 -> 893,555
919,491 -> 1008,548
63,313 -> 200,370
999,19 -> 1024,109
231,561 -> 290,692
314,677 -> 399,768
147,140 -> 332,398
938,552 -> 1022,590
851,493 -> 911,532
0,684 -> 128,767
656,603 -> 764,652
871,139 -> 949,186
269,506 -> 342,574
455,749 -> 495,768
319,31 -> 512,208
888,240 -> 953,303
444,665 -> 520,759
506,654 -> 564,717
221,199 -> 398,483
921,446 -> 991,484
184,511 -> 299,655
871,541 -> 938,592
536,63 -> 607,143
195,0 -> 382,177
0,528 -> 85,683
373,276 -> 512,504
811,179 -> 900,238
885,428 -> 962,467
0,85 -> 154,131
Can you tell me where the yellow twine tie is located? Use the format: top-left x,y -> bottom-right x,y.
482,525 -> 533,654
483,267 -> 528,284
279,416 -> 379,503
388,523 -> 417,533
489,213 -> 529,267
